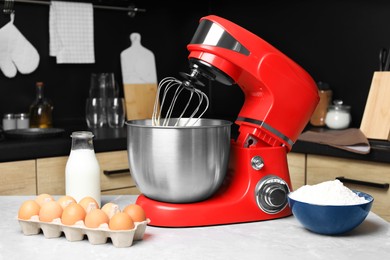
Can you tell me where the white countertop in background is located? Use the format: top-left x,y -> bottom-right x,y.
1,195 -> 389,260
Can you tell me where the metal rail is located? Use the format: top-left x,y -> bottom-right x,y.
2,0 -> 146,17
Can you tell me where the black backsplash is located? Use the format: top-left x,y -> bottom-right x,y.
0,0 -> 388,128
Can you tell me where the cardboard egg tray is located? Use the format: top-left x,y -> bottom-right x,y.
18,216 -> 150,248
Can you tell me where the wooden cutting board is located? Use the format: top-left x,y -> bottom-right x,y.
360,72 -> 390,141
120,32 -> 158,120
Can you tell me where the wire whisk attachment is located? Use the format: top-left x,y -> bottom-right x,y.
152,76 -> 209,127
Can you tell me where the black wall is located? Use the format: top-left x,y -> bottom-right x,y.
0,0 -> 388,128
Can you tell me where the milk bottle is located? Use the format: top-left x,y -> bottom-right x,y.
65,131 -> 101,207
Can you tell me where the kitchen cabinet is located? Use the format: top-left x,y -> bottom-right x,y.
96,150 -> 138,194
287,152 -> 306,191
0,150 -> 139,196
0,160 -> 36,195
37,150 -> 139,195
37,156 -> 67,195
306,154 -> 390,222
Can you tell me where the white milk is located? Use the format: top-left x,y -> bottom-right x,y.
65,149 -> 101,207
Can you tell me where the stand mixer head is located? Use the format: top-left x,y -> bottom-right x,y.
181,15 -> 319,150
133,15 -> 319,227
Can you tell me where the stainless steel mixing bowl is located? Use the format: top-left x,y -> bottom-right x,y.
126,118 -> 232,203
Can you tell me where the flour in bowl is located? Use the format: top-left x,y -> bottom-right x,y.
289,179 -> 369,205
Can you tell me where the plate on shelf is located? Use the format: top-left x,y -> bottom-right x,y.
4,128 -> 65,139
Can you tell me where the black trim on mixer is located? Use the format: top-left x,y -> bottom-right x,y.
236,117 -> 294,147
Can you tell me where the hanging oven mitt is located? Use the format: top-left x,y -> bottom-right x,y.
0,13 -> 40,78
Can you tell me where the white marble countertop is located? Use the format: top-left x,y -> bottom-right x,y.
1,195 -> 390,260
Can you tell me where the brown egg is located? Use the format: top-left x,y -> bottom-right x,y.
39,201 -> 63,222
61,203 -> 86,225
123,204 -> 146,222
101,202 -> 120,219
84,209 -> 109,228
18,200 -> 41,220
109,212 -> 135,230
57,195 -> 77,209
35,193 -> 54,206
79,196 -> 99,213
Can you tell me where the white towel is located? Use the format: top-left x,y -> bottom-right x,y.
49,1 -> 95,64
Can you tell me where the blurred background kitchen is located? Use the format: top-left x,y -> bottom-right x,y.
0,0 -> 387,128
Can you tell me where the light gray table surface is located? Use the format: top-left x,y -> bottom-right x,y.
1,195 -> 389,260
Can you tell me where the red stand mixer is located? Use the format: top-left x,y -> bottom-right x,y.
134,15 -> 319,227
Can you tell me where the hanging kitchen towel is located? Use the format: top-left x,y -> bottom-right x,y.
49,1 -> 95,64
298,128 -> 371,154
0,13 -> 40,78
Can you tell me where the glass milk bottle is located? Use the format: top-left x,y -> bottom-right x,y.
65,131 -> 101,207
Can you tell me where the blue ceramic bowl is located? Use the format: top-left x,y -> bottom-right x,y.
287,190 -> 374,235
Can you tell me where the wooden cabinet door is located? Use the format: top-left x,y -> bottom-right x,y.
307,154 -> 390,222
287,153 -> 306,191
96,150 -> 139,194
0,160 -> 36,195
37,156 -> 67,195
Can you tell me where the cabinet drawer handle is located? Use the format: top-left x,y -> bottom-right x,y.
336,176 -> 389,190
103,169 -> 130,176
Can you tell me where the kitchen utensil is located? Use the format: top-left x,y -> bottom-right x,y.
379,47 -> 390,71
131,15 -> 319,227
360,71 -> 390,140
126,118 -> 231,203
288,190 -> 373,235
107,98 -> 126,128
151,76 -> 209,127
121,32 -> 157,120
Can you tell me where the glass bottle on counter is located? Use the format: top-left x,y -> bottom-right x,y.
65,131 -> 101,207
29,82 -> 53,128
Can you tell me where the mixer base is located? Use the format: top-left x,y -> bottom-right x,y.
136,194 -> 292,227
135,144 -> 293,227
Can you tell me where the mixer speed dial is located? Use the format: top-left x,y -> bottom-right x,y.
255,176 -> 290,214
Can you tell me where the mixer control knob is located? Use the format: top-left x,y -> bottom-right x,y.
251,156 -> 264,170
255,176 -> 290,214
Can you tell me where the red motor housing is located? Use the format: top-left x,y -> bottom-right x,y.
187,15 -> 319,150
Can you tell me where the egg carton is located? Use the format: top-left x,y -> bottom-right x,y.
18,216 -> 150,248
